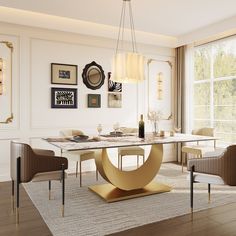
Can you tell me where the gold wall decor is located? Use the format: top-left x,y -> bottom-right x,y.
157,72 -> 163,100
0,58 -> 3,95
0,41 -> 14,124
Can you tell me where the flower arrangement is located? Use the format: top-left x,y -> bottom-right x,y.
147,110 -> 163,135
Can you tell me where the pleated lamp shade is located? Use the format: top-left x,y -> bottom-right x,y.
111,52 -> 145,83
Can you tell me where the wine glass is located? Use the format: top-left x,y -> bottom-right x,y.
97,124 -> 102,136
113,122 -> 120,134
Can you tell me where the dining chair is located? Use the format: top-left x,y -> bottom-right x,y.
59,129 -> 98,186
187,145 -> 235,213
10,141 -> 68,224
118,127 -> 145,170
181,127 -> 216,172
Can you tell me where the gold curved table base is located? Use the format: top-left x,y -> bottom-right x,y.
89,144 -> 172,202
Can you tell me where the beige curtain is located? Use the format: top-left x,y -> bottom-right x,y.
174,46 -> 186,162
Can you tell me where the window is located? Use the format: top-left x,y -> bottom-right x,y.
193,36 -> 236,145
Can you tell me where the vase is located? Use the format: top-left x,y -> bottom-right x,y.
152,121 -> 159,135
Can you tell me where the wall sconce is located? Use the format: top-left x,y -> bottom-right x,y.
157,72 -> 163,100
0,41 -> 14,124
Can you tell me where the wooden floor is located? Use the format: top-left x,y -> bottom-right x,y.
1,181 -> 236,236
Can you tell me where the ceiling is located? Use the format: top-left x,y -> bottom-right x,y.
0,0 -> 236,37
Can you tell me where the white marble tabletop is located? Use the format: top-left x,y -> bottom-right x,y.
44,133 -> 217,151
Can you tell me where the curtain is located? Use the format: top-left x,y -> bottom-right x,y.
174,46 -> 186,162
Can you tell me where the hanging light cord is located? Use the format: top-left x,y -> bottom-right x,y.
115,0 -> 138,54
128,0 -> 137,52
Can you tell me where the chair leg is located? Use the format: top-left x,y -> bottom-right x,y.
143,155 -> 145,164
121,156 -> 123,171
137,155 -> 139,168
61,164 -> 65,217
79,161 -> 82,187
76,161 -> 78,178
48,181 -> 51,200
208,183 -> 211,203
190,165 -> 194,215
11,180 -> 14,213
16,157 -> 21,225
182,153 -> 185,173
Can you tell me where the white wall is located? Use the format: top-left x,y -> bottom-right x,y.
0,22 -> 175,181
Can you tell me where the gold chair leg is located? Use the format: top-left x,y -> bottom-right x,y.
182,153 -> 184,173
61,205 -> 64,217
76,161 -> 78,178
79,161 -> 82,187
121,156 -> 123,171
11,195 -> 14,213
11,180 -> 14,213
16,207 -> 19,225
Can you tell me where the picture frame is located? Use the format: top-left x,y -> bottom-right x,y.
87,94 -> 101,108
108,72 -> 122,92
108,93 -> 122,108
82,61 -> 105,90
51,63 -> 78,85
51,87 -> 77,109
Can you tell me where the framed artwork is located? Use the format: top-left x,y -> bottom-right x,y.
82,61 -> 105,90
51,63 -> 77,85
51,87 -> 77,109
108,93 -> 122,108
108,72 -> 122,92
88,94 -> 101,108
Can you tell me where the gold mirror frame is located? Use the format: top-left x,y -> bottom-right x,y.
0,41 -> 14,124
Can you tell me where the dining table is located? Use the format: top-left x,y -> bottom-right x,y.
45,133 -> 217,202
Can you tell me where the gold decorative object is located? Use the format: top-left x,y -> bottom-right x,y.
0,58 -> 3,95
157,72 -> 163,100
89,144 -> 171,202
0,41 -> 14,124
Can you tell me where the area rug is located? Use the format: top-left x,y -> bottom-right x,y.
23,163 -> 236,236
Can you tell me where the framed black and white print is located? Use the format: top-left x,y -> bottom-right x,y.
51,63 -> 77,85
88,94 -> 101,108
108,72 -> 122,92
51,88 -> 77,109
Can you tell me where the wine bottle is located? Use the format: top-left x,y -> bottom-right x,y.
139,114 -> 145,138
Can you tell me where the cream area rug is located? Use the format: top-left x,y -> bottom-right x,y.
23,163 -> 236,236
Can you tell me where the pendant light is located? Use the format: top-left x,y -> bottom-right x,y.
111,0 -> 145,83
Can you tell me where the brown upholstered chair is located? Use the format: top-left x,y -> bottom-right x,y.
187,145 -> 235,213
10,141 -> 68,224
181,127 -> 216,172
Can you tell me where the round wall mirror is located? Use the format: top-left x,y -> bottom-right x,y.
82,61 -> 105,90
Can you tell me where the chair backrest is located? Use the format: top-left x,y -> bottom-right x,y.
11,141 -> 38,182
60,129 -> 84,137
11,141 -> 68,183
221,145 -> 236,186
192,127 -> 214,137
120,127 -> 138,134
